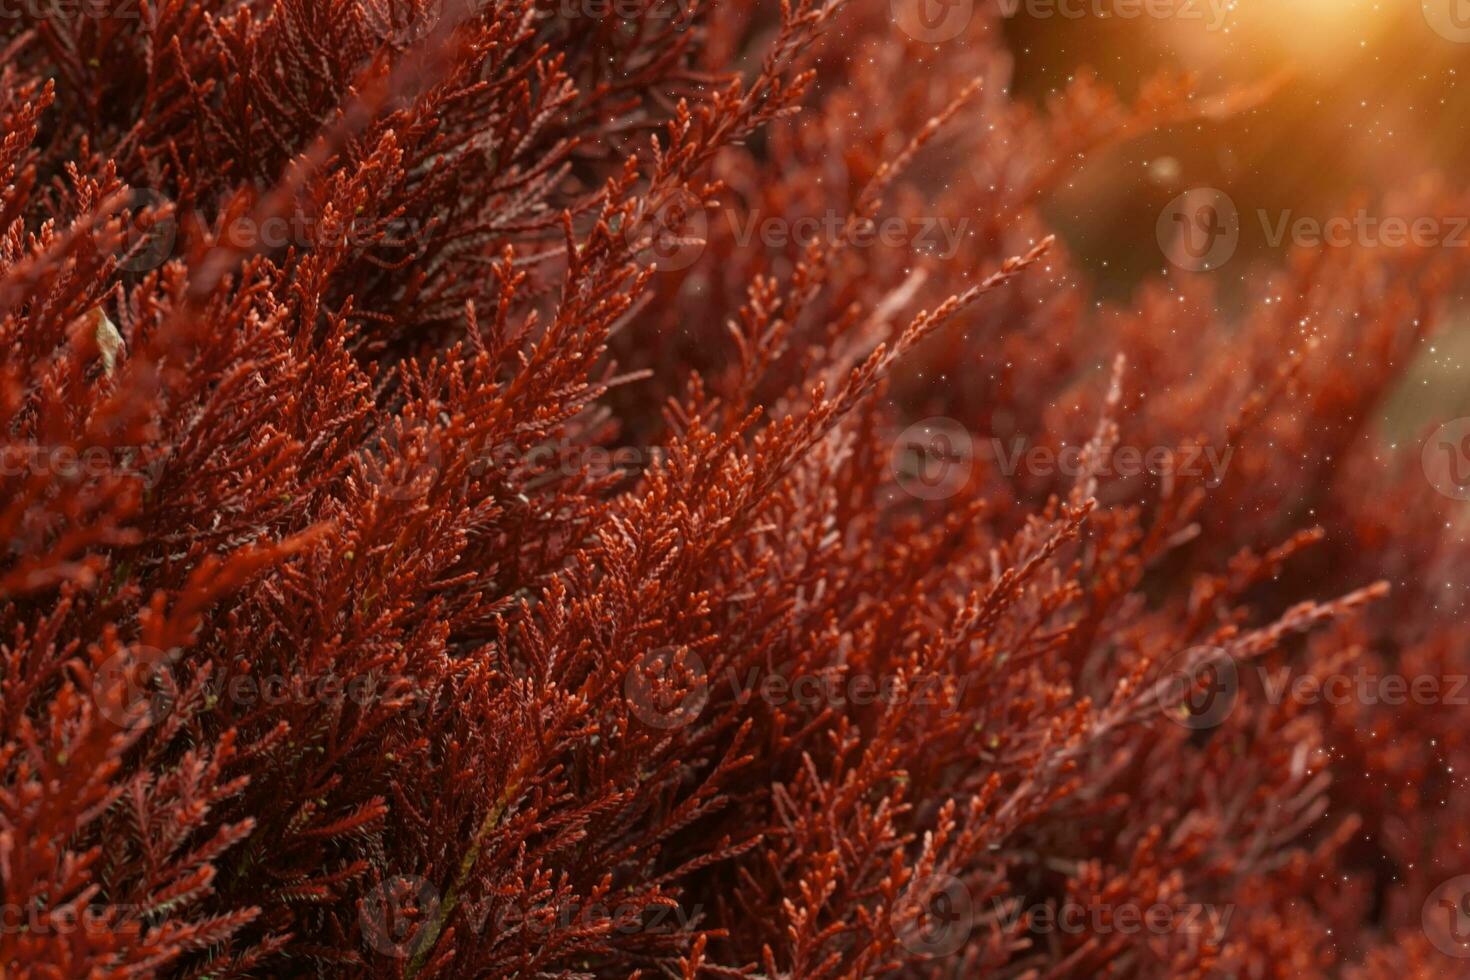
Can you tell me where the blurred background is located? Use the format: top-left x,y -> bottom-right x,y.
999,0 -> 1470,433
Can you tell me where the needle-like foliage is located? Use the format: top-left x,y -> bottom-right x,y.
2,1 -> 1467,977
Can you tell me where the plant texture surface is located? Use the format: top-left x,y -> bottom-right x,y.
1,0 -> 1468,976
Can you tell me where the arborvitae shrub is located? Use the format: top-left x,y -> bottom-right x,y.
2,0 -> 1467,976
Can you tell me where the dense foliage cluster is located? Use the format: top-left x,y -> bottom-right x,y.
2,0 -> 1468,975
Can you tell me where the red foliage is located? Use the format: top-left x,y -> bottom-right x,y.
2,1 -> 1468,977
